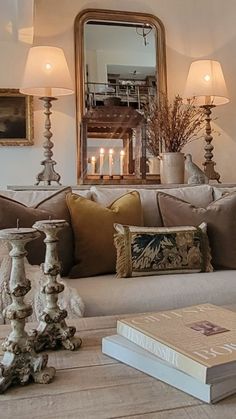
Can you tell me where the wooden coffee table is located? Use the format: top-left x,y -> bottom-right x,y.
1,314 -> 236,419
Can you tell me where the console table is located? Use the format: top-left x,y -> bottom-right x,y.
7,183 -> 236,191
1,314 -> 236,419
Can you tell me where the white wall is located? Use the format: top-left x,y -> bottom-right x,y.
1,0 -> 236,187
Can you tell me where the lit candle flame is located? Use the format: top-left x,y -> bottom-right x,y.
204,74 -> 210,82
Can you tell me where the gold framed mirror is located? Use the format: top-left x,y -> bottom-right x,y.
74,8 -> 167,184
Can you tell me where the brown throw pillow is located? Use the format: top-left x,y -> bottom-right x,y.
157,191 -> 236,269
0,187 -> 73,275
67,191 -> 143,278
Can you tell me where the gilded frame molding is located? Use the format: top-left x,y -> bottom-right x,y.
0,89 -> 34,146
74,8 -> 167,181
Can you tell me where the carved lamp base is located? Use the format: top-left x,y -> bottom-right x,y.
203,161 -> 221,183
35,97 -> 61,186
202,104 -> 221,183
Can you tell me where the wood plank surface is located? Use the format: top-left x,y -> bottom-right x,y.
1,313 -> 236,419
1,364 -> 151,400
124,397 -> 236,419
1,380 -> 200,419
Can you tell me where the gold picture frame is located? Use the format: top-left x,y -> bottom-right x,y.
0,89 -> 33,146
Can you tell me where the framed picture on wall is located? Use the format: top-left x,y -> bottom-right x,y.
0,89 -> 33,146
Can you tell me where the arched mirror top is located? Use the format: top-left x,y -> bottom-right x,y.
74,8 -> 167,120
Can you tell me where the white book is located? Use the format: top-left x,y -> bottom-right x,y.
117,304 -> 236,383
102,334 -> 236,404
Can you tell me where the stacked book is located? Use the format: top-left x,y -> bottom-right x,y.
102,304 -> 236,403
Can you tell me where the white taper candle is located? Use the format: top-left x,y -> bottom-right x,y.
99,148 -> 104,175
109,149 -> 114,177
120,150 -> 125,176
91,156 -> 96,175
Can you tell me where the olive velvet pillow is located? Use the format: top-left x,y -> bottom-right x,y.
0,187 -> 73,275
66,191 -> 143,278
157,191 -> 236,269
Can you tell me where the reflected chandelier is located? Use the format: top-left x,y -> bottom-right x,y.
136,24 -> 152,46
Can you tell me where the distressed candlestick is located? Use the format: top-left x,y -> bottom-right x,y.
0,227 -> 55,393
32,220 -> 81,351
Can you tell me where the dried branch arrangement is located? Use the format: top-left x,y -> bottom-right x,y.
144,94 -> 206,155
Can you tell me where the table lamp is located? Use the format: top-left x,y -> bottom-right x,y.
20,46 -> 74,185
184,60 -> 229,182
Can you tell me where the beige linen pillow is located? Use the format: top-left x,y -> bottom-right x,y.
157,191 -> 236,269
91,185 -> 213,227
0,188 -> 92,207
213,186 -> 236,201
0,187 -> 73,275
67,191 -> 143,278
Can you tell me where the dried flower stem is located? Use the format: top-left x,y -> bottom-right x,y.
144,94 -> 206,155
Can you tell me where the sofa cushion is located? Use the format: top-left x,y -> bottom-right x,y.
158,191 -> 236,269
213,186 -> 236,200
67,191 -> 143,278
0,188 -> 91,207
91,185 -> 213,227
114,223 -> 212,277
0,187 -> 73,275
65,270 -> 236,317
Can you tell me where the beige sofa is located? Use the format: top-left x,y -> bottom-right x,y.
2,184 -> 236,317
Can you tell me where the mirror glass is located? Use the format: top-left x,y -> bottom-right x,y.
75,9 -> 167,183
84,22 -> 156,110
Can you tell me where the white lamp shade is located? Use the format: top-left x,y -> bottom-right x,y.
184,60 -> 229,106
20,46 -> 74,96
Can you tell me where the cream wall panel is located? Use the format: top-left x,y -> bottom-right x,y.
0,0 -> 236,187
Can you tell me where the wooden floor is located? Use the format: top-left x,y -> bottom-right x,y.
1,315 -> 236,419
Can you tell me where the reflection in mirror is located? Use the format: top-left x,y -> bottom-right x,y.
74,9 -> 167,184
84,22 -> 156,110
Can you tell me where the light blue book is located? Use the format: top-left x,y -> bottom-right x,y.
102,335 -> 236,404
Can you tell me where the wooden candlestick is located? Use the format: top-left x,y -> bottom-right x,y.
32,220 -> 82,351
0,227 -> 55,393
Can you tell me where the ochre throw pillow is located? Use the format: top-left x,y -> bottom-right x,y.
114,223 -> 212,277
0,188 -> 73,275
67,191 -> 143,278
157,191 -> 236,269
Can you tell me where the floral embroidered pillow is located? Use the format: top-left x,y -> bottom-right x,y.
114,223 -> 213,278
